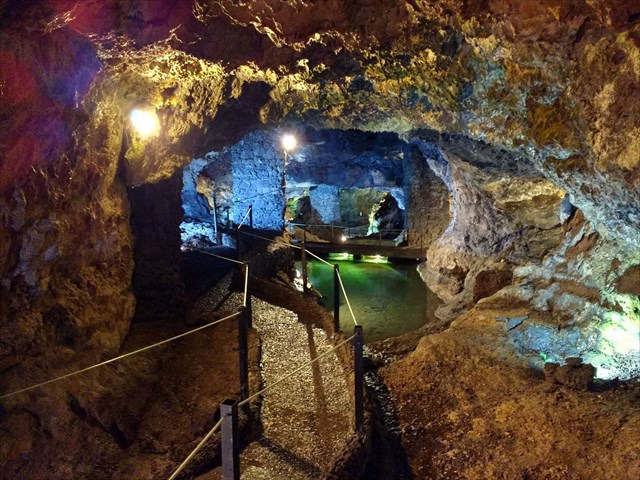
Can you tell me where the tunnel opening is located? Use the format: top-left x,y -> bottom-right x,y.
176,126 -> 450,340
179,127 -> 449,248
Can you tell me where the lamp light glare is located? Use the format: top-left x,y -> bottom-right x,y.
340,235 -> 347,242
281,133 -> 298,152
130,108 -> 160,138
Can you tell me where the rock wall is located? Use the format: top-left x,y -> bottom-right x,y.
412,135 -> 567,321
501,210 -> 640,380
0,48 -> 135,388
181,128 -> 412,234
0,0 -> 635,397
309,185 -> 340,224
403,145 -> 450,249
185,130 -> 286,231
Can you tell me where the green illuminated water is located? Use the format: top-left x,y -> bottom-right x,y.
296,258 -> 441,343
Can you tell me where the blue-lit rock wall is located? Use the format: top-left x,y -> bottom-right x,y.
181,131 -> 285,241
229,131 -> 285,230
286,129 -> 405,190
286,128 -> 408,228
403,144 -> 450,248
181,128 -> 415,242
309,185 -> 340,223
182,157 -> 214,222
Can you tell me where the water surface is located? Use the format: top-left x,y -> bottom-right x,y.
296,258 -> 440,343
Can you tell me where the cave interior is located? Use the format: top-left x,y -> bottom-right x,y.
1,1 -> 639,479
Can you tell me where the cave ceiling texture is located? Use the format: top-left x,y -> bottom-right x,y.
0,1 -> 639,479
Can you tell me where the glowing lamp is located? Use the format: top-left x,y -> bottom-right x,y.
130,108 -> 160,138
281,133 -> 297,152
340,235 -> 347,242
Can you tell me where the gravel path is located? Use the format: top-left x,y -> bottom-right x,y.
202,292 -> 353,479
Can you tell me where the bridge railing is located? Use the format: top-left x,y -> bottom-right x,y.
286,222 -> 407,246
285,221 -> 427,250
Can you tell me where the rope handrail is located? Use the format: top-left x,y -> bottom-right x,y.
237,229 -> 302,250
287,222 -> 368,230
305,248 -> 333,267
193,249 -> 245,266
0,311 -> 242,400
238,333 -> 356,407
167,417 -> 223,480
243,264 -> 249,308
336,272 -> 359,326
233,223 -> 358,327
288,222 -> 406,232
167,334 -> 357,479
236,205 -> 252,230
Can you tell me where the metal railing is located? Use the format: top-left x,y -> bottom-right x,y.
286,221 -> 423,249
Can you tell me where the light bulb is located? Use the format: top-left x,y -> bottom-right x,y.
281,133 -> 297,152
130,108 -> 160,138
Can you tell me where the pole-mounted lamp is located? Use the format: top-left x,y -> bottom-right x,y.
280,133 -> 298,222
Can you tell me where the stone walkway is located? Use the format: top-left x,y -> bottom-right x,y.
201,293 -> 353,479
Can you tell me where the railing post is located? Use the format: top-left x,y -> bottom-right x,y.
354,325 -> 364,433
221,398 -> 240,480
236,227 -> 242,261
301,229 -> 308,295
238,307 -> 249,400
244,263 -> 253,329
333,264 -> 340,333
249,204 -> 253,232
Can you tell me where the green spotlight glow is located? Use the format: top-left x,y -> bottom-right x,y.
328,252 -> 353,261
361,255 -> 389,264
585,292 -> 640,380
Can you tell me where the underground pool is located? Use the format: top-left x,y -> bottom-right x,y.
296,255 -> 441,343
